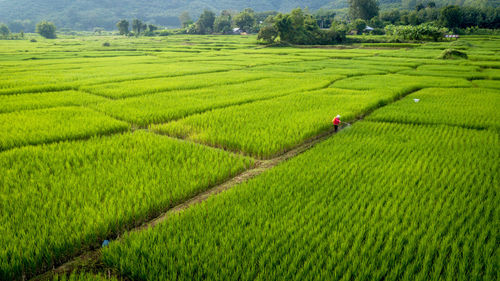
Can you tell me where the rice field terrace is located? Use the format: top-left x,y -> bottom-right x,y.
0,35 -> 498,281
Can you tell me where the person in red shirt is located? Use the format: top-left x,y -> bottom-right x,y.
332,115 -> 341,132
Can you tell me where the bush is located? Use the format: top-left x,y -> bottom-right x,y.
438,49 -> 468,60
30,38 -> 37,42
102,42 -> 110,47
385,23 -> 448,42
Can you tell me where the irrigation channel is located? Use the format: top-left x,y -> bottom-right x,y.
32,87 -> 423,281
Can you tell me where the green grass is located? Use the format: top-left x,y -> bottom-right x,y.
367,88 -> 500,130
103,122 -> 499,281
0,131 -> 253,280
0,107 -> 129,150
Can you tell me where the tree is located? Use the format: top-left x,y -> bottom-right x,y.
214,13 -> 232,34
195,10 -> 216,34
116,20 -> 129,35
179,11 -> 193,28
440,6 -> 462,29
94,27 -> 104,35
36,21 -> 56,39
314,9 -> 336,29
234,10 -> 256,32
348,0 -> 379,20
380,9 -> 401,24
258,16 -> 278,43
132,19 -> 144,35
148,24 -> 158,32
352,19 -> 367,34
258,25 -> 278,43
0,24 -> 10,37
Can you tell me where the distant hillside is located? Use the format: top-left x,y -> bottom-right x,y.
0,0 -> 497,31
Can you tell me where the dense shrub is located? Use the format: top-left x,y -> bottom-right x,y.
385,23 -> 448,41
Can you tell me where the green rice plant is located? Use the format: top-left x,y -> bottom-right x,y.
0,131 -> 253,280
0,106 -> 129,150
0,90 -> 107,113
51,272 -> 117,281
352,56 -> 422,68
415,64 -> 480,72
93,74 -> 332,126
103,122 -> 499,281
481,68 -> 500,79
361,43 -> 423,48
332,74 -> 472,94
80,70 -> 267,99
152,88 -> 404,158
397,69 -> 488,80
472,79 -> 500,89
367,87 -> 500,130
379,48 -> 445,59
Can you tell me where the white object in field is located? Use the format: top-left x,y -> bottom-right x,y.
413,99 -> 420,103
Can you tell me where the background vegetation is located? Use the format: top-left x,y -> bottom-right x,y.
0,0 -> 498,31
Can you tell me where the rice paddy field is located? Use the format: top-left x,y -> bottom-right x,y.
0,34 -> 498,281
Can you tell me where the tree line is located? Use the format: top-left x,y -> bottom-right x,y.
0,21 -> 57,39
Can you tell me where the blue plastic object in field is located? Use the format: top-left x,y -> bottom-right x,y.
102,240 -> 110,248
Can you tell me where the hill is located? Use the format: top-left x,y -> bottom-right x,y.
0,0 -> 497,31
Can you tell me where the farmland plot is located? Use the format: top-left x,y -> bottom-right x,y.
0,107 -> 129,150
80,70 -> 268,99
0,90 -> 107,113
104,122 -> 499,281
152,88 -> 408,158
0,34 -> 498,280
332,74 -> 472,94
367,87 -> 500,130
93,74 -> 333,126
0,132 -> 252,279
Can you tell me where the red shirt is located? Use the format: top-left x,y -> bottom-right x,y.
333,117 -> 341,125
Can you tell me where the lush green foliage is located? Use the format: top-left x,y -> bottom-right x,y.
349,0 -> 379,20
272,8 -> 347,45
385,24 -> 448,41
0,132 -> 252,279
104,122 -> 499,281
36,21 -> 57,39
367,87 -> 500,130
0,107 -> 129,150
